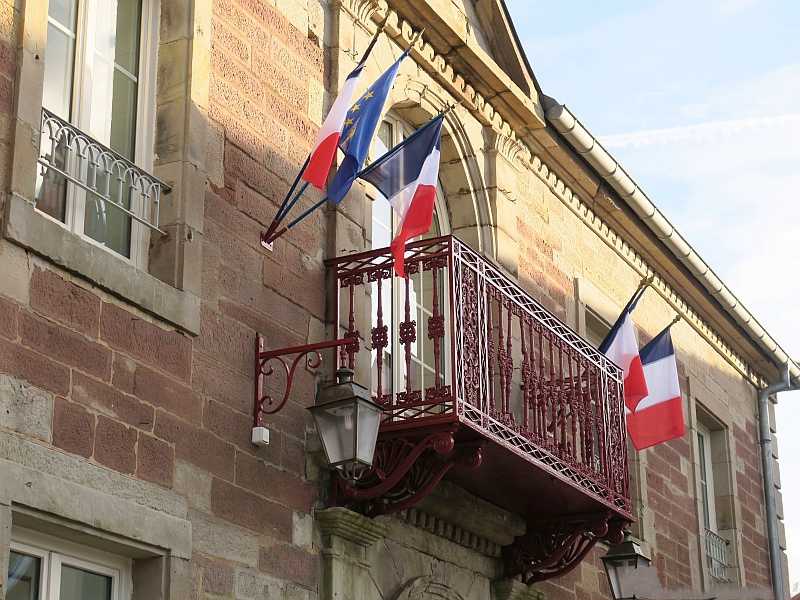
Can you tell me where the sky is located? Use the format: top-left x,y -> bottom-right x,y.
503,0 -> 800,590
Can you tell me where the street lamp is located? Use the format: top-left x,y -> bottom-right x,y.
309,366 -> 383,479
601,529 -> 651,600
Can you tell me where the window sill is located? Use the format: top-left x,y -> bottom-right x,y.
3,194 -> 200,335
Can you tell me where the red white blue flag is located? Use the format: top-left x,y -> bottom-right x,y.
599,289 -> 649,414
359,114 -> 444,277
626,325 -> 686,450
301,37 -> 379,189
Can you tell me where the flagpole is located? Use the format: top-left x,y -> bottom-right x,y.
259,16 -> 389,247
624,274 -> 654,312
268,107 -> 450,243
265,195 -> 330,244
276,182 -> 310,222
262,155 -> 311,244
598,275 -> 654,351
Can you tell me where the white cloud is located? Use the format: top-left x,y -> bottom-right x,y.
600,113 -> 800,149
716,0 -> 767,14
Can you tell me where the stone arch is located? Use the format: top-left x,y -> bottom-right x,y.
385,78 -> 495,259
393,576 -> 467,600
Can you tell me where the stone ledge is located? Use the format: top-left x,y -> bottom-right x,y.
0,455 -> 191,559
0,431 -> 188,519
400,505 -> 503,557
3,194 -> 200,335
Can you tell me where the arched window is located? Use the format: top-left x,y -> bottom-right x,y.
369,113 -> 450,403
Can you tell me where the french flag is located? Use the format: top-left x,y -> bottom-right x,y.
301,41 -> 376,189
599,290 -> 649,414
626,326 -> 686,450
359,115 -> 444,277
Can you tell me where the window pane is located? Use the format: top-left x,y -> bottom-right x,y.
89,61 -> 138,159
35,136 -> 69,222
698,431 -> 711,530
60,564 -> 113,600
42,23 -> 76,119
109,69 -> 138,159
48,0 -> 78,26
94,0 -> 141,74
84,176 -> 133,259
377,121 -> 393,152
90,0 -> 141,158
7,551 -> 41,600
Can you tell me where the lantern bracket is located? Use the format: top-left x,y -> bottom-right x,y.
254,334 -> 358,428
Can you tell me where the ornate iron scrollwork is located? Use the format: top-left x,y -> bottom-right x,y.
331,427 -> 485,517
253,334 -> 357,428
504,513 -> 625,585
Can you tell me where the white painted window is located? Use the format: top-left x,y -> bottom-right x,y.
697,422 -> 717,531
7,528 -> 133,600
695,418 -> 731,582
584,307 -> 612,349
35,0 -> 158,267
370,114 -> 450,401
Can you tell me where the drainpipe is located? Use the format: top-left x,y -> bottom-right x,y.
758,363 -> 792,600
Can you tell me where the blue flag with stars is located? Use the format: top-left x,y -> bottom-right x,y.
327,49 -> 410,203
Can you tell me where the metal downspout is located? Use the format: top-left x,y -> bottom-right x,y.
759,363 -> 791,600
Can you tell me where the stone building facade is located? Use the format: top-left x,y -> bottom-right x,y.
0,0 -> 795,599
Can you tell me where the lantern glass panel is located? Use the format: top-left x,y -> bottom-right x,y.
602,552 -> 649,600
356,401 -> 382,464
314,403 -> 356,467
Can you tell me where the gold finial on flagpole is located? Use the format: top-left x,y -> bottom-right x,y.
637,274 -> 654,292
669,314 -> 682,327
441,100 -> 463,115
409,28 -> 425,46
375,13 -> 390,35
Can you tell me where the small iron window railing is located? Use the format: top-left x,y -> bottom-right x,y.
705,527 -> 729,582
37,108 -> 169,235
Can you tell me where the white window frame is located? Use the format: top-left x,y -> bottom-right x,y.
697,422 -> 717,532
10,527 -> 133,600
38,0 -> 159,268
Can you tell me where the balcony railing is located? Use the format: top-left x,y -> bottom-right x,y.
327,235 -> 632,520
705,528 -> 730,582
37,108 -> 169,234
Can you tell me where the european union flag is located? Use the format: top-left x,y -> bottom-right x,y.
327,49 -> 410,203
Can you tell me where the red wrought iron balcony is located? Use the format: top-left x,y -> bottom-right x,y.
325,236 -> 632,582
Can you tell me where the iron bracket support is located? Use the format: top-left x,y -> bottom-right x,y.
254,334 -> 358,428
504,513 -> 626,585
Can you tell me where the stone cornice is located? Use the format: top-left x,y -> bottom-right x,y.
335,0 -> 544,142
487,128 -> 530,166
